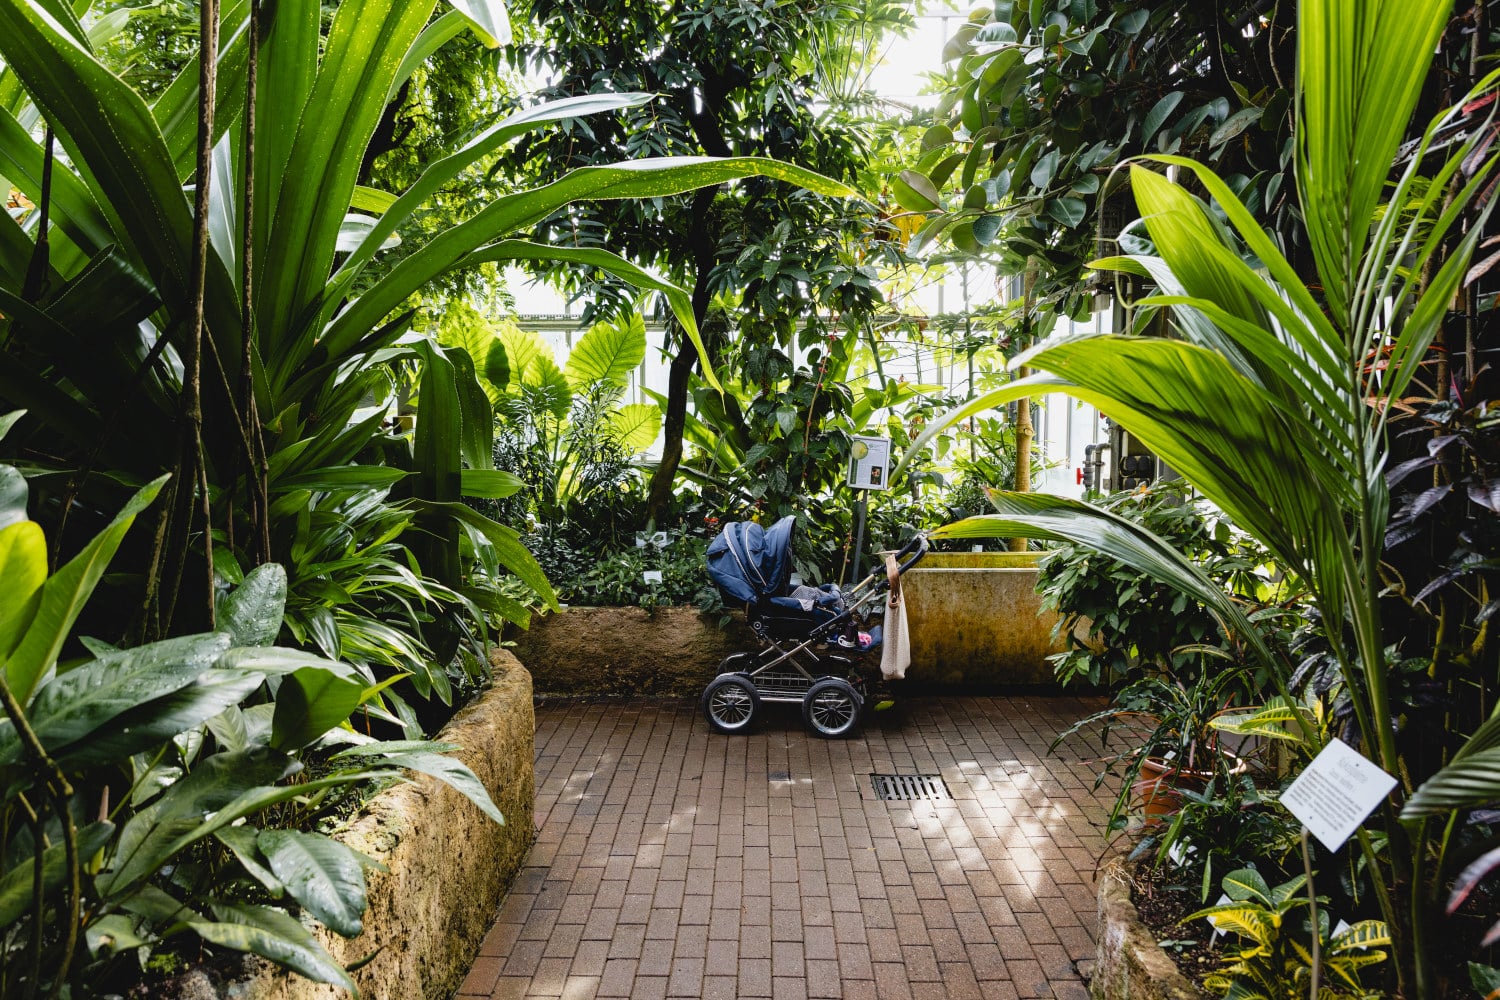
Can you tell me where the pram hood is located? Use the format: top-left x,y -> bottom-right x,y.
706,516 -> 795,603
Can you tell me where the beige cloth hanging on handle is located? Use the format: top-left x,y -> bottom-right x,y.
879,553 -> 911,681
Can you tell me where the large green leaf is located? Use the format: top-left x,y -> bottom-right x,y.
0,2 -> 194,308
408,339 -> 463,585
0,464 -> 26,529
217,563 -> 288,647
0,822 -> 113,928
317,158 -> 861,393
0,521 -> 45,662
609,403 -> 663,453
56,669 -> 267,769
1401,746 -> 1500,819
404,500 -> 559,611
187,901 -> 356,992
100,749 -> 298,897
0,103 -> 114,259
270,666 -> 368,750
257,829 -> 374,937
251,0 -> 319,275
329,91 -> 656,306
2,474 -> 167,705
332,742 -> 502,824
443,0 -> 510,46
259,0 -> 436,349
1295,0 -> 1450,319
565,313 -> 647,388
0,633 -> 232,765
461,470 -> 524,499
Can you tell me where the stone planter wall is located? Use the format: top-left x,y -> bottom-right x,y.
506,605 -> 755,698
901,551 -> 1067,687
238,650 -> 536,1000
1092,856 -> 1204,999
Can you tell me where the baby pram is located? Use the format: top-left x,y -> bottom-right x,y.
700,516 -> 928,738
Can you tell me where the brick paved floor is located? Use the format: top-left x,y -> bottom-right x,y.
459,695 -> 1115,1000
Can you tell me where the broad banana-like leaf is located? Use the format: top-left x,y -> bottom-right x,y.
187,901 -> 355,993
493,324 -> 548,389
317,159 -> 861,392
610,403 -> 663,453
335,212 -> 401,254
257,829 -> 374,937
258,0 -> 436,348
217,563 -> 289,647
270,666 -> 367,750
566,313 -> 647,388
1,474 -> 167,705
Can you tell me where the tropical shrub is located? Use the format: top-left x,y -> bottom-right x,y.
0,0 -> 852,652
1188,869 -> 1391,999
904,0 -> 1500,991
1036,480 -> 1283,688
0,427 -> 502,995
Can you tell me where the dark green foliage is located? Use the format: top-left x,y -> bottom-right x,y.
1036,480 -> 1277,688
915,0 -> 1296,316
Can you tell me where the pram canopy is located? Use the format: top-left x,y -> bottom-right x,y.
706,516 -> 796,604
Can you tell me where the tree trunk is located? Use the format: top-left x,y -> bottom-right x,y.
644,184 -> 718,524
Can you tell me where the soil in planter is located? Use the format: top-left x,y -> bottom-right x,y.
1128,858 -> 1226,992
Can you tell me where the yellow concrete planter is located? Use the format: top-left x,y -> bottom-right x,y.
900,550 -> 1066,688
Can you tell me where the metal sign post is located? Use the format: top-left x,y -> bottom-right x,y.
847,435 -> 891,583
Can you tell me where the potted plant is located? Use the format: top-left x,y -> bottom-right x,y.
1055,666 -> 1259,832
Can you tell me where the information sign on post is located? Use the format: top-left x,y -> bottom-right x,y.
848,435 -> 891,491
1281,738 -> 1398,852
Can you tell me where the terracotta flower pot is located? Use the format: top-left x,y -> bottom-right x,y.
1131,752 -> 1248,822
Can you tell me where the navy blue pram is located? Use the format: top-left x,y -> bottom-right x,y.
701,516 -> 927,738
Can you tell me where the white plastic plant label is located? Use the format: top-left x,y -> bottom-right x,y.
1280,739 -> 1398,852
642,570 -> 663,584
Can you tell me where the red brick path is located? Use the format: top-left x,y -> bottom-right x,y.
459,695 -> 1114,999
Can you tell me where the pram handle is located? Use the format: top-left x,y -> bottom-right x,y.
892,533 -> 929,575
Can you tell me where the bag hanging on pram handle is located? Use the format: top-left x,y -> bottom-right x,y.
879,553 -> 911,681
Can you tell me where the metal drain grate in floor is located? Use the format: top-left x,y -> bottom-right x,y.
870,773 -> 952,801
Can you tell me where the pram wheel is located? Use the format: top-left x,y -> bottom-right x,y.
702,673 -> 760,735
802,677 -> 862,739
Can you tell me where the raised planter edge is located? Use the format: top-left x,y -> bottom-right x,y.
231,649 -> 536,1000
1092,854 -> 1205,1000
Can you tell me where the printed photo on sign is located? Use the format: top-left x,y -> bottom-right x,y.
849,435 -> 891,491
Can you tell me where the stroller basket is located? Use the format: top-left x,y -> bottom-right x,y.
701,516 -> 928,738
